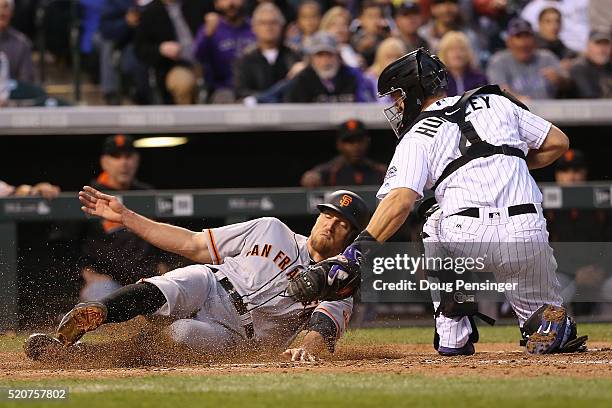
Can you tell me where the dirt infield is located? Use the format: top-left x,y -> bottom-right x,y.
4,336 -> 612,381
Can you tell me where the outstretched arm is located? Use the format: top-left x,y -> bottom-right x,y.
79,186 -> 212,263
365,187 -> 419,242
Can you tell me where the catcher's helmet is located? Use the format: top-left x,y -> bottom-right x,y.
377,48 -> 448,137
317,190 -> 369,231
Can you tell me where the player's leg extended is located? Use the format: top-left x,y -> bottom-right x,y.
24,282 -> 166,360
25,265 -> 213,359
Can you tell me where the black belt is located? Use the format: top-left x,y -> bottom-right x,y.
453,203 -> 537,218
210,267 -> 255,339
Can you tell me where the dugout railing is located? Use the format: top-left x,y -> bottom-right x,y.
0,99 -> 611,135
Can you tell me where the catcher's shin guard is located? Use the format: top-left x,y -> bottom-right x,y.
55,301 -> 107,346
523,304 -> 587,354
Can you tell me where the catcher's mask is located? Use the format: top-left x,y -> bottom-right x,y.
377,48 -> 448,138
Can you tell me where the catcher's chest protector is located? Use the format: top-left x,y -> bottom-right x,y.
402,84 -> 530,192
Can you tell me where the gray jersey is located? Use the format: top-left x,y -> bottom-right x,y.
202,217 -> 352,346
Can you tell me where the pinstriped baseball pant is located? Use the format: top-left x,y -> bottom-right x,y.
423,204 -> 563,349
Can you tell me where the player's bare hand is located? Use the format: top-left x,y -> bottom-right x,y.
78,186 -> 125,223
282,347 -> 318,362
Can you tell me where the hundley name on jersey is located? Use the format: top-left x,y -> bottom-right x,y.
413,96 -> 492,138
245,243 -> 295,271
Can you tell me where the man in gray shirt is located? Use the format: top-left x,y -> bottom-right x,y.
487,18 -> 568,100
0,0 -> 33,82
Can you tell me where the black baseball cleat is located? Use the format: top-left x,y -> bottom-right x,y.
55,301 -> 108,346
24,333 -> 63,361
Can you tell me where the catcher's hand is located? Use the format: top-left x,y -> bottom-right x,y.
78,186 -> 125,224
286,254 -> 361,303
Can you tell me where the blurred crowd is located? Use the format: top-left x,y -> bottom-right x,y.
0,0 -> 610,106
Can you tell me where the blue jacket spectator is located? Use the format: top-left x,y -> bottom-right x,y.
79,0 -> 104,54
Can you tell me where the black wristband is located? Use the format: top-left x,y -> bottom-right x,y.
352,230 -> 381,261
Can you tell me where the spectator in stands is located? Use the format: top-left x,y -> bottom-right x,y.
554,149 -> 588,186
135,0 -> 212,105
535,6 -> 575,64
284,31 -> 373,103
246,0 -> 296,23
79,0 -> 105,83
365,37 -> 406,102
0,179 -> 60,198
286,0 -> 321,49
569,30 -> 612,99
521,0 -> 590,54
350,1 -> 389,66
472,0 -> 514,51
194,0 -> 256,103
0,0 -> 33,82
417,0 -> 484,60
301,119 -> 386,187
80,134 -> 173,297
320,6 -> 362,68
393,1 -> 427,53
233,3 -> 301,101
589,0 -> 612,36
99,0 -> 152,105
486,18 -> 568,100
438,31 -> 487,96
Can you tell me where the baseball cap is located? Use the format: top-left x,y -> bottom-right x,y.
337,119 -> 368,141
555,149 -> 587,171
396,1 -> 420,15
507,18 -> 534,36
589,30 -> 612,43
102,134 -> 136,156
317,190 -> 370,231
304,31 -> 338,55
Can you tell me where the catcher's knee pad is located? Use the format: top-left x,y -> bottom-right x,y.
522,304 -> 587,354
426,269 -> 496,326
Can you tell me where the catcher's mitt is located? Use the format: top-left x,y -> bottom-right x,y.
287,255 -> 361,303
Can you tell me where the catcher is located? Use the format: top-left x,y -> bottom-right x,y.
25,187 -> 367,362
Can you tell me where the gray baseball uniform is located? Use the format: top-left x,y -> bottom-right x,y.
144,217 -> 352,353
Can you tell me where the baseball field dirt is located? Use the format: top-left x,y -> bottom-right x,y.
2,322 -> 612,407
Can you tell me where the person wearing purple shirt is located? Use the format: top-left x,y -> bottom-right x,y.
194,0 -> 256,102
437,31 -> 487,96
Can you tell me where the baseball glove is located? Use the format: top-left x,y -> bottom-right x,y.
287,255 -> 361,303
